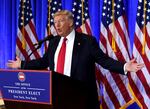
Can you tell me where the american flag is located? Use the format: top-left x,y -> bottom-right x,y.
72,0 -> 92,35
131,0 -> 150,108
71,0 -> 106,107
44,0 -> 62,51
98,0 -> 133,108
16,0 -> 41,60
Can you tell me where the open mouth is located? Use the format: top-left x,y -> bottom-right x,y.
57,29 -> 62,33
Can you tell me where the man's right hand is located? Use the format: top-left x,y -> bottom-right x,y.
7,56 -> 21,69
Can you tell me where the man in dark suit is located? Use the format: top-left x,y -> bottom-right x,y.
7,10 -> 144,109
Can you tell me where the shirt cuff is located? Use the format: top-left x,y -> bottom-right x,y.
124,63 -> 127,75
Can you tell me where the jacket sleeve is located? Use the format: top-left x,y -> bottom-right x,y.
21,52 -> 49,70
89,37 -> 125,75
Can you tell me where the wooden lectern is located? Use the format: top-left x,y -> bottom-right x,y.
0,70 -> 88,109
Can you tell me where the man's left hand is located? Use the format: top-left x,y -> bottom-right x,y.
125,59 -> 144,72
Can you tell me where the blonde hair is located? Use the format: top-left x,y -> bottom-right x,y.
53,10 -> 74,21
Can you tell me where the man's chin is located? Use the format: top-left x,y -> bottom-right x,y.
57,32 -> 63,36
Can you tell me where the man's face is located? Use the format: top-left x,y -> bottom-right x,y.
54,15 -> 72,37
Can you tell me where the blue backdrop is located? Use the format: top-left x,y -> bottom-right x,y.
0,0 -> 138,68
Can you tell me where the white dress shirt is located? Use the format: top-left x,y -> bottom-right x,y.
54,30 -> 75,76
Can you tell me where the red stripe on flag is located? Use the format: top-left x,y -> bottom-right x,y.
20,28 -> 40,59
136,70 -> 150,98
107,29 -> 125,62
145,28 -> 150,50
115,18 -> 130,56
134,35 -> 150,73
106,29 -> 131,102
133,36 -> 150,98
28,20 -> 38,41
100,33 -> 108,54
102,97 -> 109,109
123,15 -> 129,33
98,69 -> 121,108
112,73 -> 131,102
76,27 -> 82,33
16,37 -> 30,60
85,21 -> 92,35
128,74 -> 148,109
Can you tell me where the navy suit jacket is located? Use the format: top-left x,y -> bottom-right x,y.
21,31 -> 125,109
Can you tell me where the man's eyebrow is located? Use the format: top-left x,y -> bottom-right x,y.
54,18 -> 66,21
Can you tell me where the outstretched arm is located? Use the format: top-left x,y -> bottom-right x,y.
89,37 -> 144,73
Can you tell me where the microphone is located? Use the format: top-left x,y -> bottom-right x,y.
31,35 -> 54,55
34,35 -> 54,46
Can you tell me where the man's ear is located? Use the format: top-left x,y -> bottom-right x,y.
69,20 -> 74,27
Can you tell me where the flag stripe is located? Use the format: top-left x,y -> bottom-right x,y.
17,29 -> 36,59
102,97 -> 109,109
99,34 -> 107,54
108,21 -> 130,61
133,41 -> 150,83
115,16 -> 130,56
146,23 -> 150,50
134,35 -> 150,73
76,27 -> 82,33
16,37 -> 30,60
128,74 -> 148,109
85,19 -> 92,35
133,36 -> 150,95
20,27 -> 40,58
136,70 -> 150,98
28,20 -> 38,41
107,29 -> 125,60
145,33 -> 150,51
98,68 -> 121,108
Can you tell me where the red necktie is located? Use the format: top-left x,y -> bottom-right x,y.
56,38 -> 67,74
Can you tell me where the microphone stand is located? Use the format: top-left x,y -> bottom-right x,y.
22,35 -> 54,69
22,43 -> 42,69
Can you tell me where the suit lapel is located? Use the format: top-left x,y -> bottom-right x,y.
71,32 -> 82,76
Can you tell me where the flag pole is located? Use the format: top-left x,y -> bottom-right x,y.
112,0 -> 116,52
21,0 -> 26,50
126,83 -> 143,109
142,0 -> 146,55
81,0 -> 85,33
47,0 -> 51,35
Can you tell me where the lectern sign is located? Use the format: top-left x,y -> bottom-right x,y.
18,72 -> 26,82
0,69 -> 52,105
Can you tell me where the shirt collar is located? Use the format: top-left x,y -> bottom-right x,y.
62,29 -> 75,41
